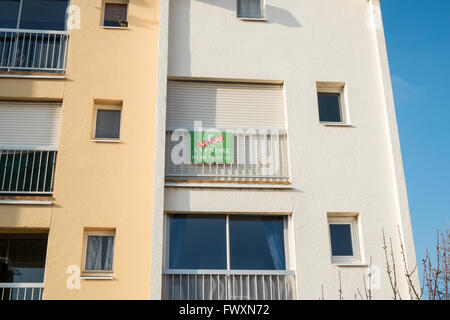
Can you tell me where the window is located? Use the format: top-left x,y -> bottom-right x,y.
0,0 -> 69,30
103,2 -> 128,28
167,214 -> 287,271
83,230 -> 115,275
93,101 -> 122,141
317,82 -> 348,124
237,0 -> 264,19
328,216 -> 360,264
0,234 -> 48,283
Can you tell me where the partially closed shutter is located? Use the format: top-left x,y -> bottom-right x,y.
167,80 -> 285,130
0,101 -> 62,150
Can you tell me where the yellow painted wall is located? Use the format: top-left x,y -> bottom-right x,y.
0,0 -> 159,299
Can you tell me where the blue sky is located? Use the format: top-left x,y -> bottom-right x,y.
381,0 -> 449,267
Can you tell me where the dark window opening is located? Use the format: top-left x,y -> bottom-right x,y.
95,109 -> 121,140
318,92 -> 342,123
329,224 -> 353,256
103,3 -> 128,28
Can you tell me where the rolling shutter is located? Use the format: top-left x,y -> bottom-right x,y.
167,80 -> 285,130
0,101 -> 62,150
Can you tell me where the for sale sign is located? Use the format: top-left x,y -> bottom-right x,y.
191,131 -> 234,164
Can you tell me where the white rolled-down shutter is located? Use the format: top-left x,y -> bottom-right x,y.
0,101 -> 62,150
167,80 -> 285,130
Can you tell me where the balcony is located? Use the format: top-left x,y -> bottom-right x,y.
0,149 -> 57,196
162,270 -> 296,300
0,29 -> 69,75
165,129 -> 290,183
0,283 -> 44,300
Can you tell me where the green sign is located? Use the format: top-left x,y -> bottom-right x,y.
191,131 -> 234,164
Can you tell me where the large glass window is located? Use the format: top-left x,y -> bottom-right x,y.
167,214 -> 287,271
168,215 -> 227,269
0,0 -> 69,30
0,234 -> 48,283
0,0 -> 20,28
230,216 -> 285,270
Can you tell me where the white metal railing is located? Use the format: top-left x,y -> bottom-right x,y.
0,150 -> 57,195
0,283 -> 44,300
165,130 -> 290,183
0,29 -> 69,74
162,270 -> 296,300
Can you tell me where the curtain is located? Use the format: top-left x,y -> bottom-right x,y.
104,3 -> 128,24
85,236 -> 102,270
262,218 -> 286,270
103,236 -> 114,271
238,0 -> 262,18
86,236 -> 114,271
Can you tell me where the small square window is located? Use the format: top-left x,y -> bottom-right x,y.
83,230 -> 115,275
103,2 -> 128,28
94,109 -> 121,140
328,216 -> 360,264
317,82 -> 348,124
318,93 -> 342,123
237,0 -> 264,19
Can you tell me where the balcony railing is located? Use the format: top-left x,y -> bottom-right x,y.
165,130 -> 290,183
0,149 -> 57,195
162,270 -> 296,300
0,283 -> 44,300
0,29 -> 69,74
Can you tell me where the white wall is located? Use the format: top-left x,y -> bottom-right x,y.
152,0 -> 418,300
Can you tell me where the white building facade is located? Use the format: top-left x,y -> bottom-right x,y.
151,0 -> 418,300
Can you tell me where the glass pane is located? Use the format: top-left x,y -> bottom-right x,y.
0,238 -> 8,282
169,215 -> 227,269
237,0 -> 262,18
85,235 -> 115,271
318,93 -> 342,122
7,237 -> 47,283
329,224 -> 353,256
229,216 -> 286,270
19,0 -> 69,30
0,0 -> 20,28
103,3 -> 128,27
95,109 -> 121,139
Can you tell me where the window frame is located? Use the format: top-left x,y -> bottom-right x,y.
164,214 -> 291,272
101,0 -> 129,29
316,82 -> 351,126
327,216 -> 361,264
0,0 -> 70,31
92,101 -> 122,142
236,0 -> 267,21
81,229 -> 116,277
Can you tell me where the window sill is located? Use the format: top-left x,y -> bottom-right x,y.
332,262 -> 368,267
80,276 -> 114,280
100,26 -> 128,30
0,200 -> 52,205
165,181 -> 292,189
91,139 -> 121,143
237,17 -> 267,22
320,122 -> 354,127
0,72 -> 65,79
0,196 -> 53,205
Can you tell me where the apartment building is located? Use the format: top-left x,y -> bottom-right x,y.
0,0 -> 160,299
150,0 -> 418,300
0,0 -> 417,301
